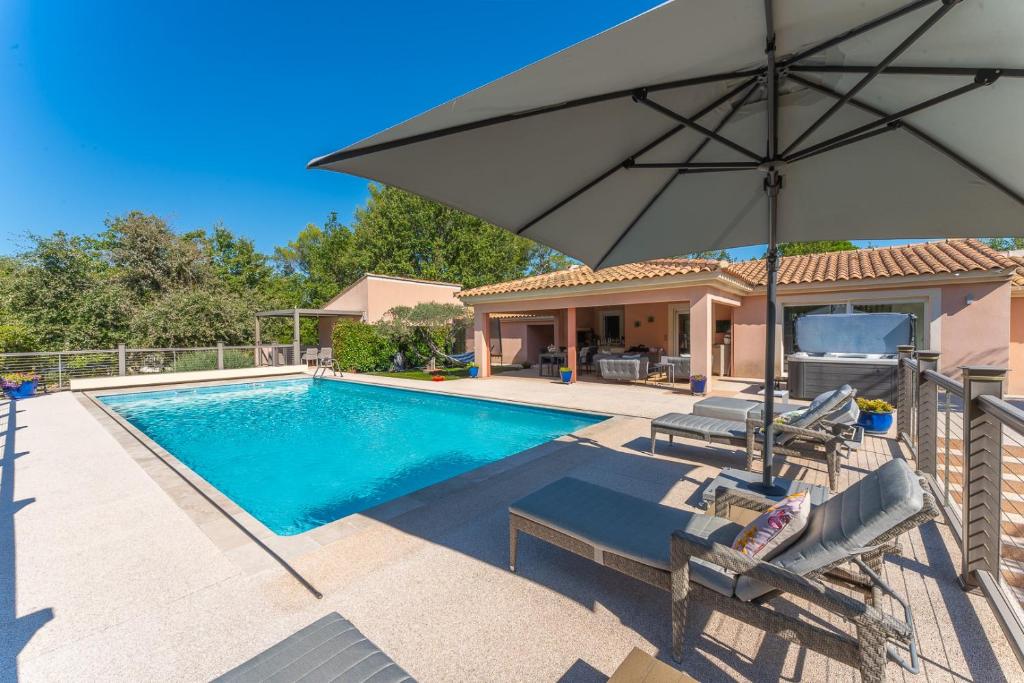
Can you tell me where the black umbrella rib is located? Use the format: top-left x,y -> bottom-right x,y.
513,77 -> 758,236
784,72 -> 997,162
306,69 -> 761,168
628,161 -> 759,169
788,73 -> 1024,207
593,81 -> 760,269
780,0 -> 939,68
633,93 -> 763,162
785,122 -> 904,164
789,65 -> 1024,78
781,0 -> 961,159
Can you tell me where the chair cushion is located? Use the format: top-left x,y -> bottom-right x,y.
652,414 -> 746,442
776,385 -> 853,445
511,477 -> 742,596
731,491 -> 812,560
735,458 -> 925,601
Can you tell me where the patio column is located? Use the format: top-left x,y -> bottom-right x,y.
254,316 -> 262,367
474,309 -> 491,378
690,291 -> 713,391
292,310 -> 301,365
566,307 -> 577,383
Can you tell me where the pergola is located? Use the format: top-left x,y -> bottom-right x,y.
254,308 -> 362,364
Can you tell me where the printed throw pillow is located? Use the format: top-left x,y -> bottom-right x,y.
731,491 -> 812,561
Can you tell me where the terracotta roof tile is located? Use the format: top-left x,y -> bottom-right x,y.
458,239 -> 1015,298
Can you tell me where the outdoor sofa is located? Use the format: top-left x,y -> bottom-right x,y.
598,356 -> 650,382
508,458 -> 938,681
650,385 -> 862,491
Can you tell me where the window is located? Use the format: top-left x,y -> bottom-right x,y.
600,311 -> 623,344
783,304 -> 845,355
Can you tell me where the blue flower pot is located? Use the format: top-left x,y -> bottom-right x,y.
468,366 -> 479,378
6,379 -> 38,399
858,410 -> 893,434
560,370 -> 573,384
690,377 -> 707,395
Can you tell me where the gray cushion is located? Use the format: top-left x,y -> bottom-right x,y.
214,612 -> 415,683
511,477 -> 741,596
693,397 -> 804,423
652,413 -> 747,442
735,458 -> 925,601
776,384 -> 854,445
599,357 -> 648,380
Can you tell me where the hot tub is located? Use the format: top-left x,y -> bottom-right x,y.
786,313 -> 914,403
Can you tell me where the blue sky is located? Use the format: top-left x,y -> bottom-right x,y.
2,1 -> 922,261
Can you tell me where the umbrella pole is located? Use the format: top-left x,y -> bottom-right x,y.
759,3 -> 783,494
761,171 -> 782,491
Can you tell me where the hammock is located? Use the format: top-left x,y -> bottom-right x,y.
424,336 -> 475,366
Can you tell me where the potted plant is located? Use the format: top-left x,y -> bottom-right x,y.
2,372 -> 41,399
856,397 -> 895,434
689,374 -> 707,395
559,366 -> 573,384
467,362 -> 479,378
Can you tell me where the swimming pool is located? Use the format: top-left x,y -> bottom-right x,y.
100,379 -> 604,535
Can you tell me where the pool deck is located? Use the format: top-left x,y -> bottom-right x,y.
2,372 -> 1019,681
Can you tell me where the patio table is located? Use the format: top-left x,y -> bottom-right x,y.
648,361 -> 675,384
538,352 -> 567,377
700,467 -> 831,511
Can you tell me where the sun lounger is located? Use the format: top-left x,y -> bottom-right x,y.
509,459 -> 937,682
650,385 -> 861,490
214,612 -> 414,683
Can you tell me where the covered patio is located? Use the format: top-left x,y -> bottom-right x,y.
253,308 -> 362,365
462,263 -> 751,391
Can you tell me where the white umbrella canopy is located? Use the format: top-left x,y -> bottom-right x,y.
310,0 -> 1024,487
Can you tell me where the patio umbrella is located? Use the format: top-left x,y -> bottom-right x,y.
308,0 -> 1024,489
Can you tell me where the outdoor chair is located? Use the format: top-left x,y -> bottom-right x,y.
599,357 -> 649,382
650,386 -> 861,491
301,348 -> 319,366
508,459 -> 938,682
660,355 -> 691,382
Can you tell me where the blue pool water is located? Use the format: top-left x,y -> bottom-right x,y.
100,379 -> 604,535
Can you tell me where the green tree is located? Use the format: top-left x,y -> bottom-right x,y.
129,287 -> 255,347
686,249 -> 731,261
190,224 -> 273,292
100,211 -> 210,297
346,185 -> 569,289
983,237 -> 1024,251
776,240 -> 859,257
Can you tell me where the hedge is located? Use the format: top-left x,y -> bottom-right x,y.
332,320 -> 395,372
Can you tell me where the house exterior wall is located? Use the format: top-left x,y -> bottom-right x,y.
938,280 -> 1009,378
623,302 -> 669,350
323,278 -> 370,319
466,275 -> 1015,388
364,278 -> 462,322
1010,297 -> 1024,395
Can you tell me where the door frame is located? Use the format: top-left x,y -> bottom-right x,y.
668,302 -> 691,356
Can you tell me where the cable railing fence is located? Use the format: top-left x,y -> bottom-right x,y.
897,350 -> 1024,663
0,342 -> 304,391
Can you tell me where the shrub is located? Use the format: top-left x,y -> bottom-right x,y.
857,397 -> 894,413
333,320 -> 395,372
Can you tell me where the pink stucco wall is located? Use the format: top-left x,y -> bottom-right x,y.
322,275 -> 462,322
732,295 -> 767,379
624,302 -> 669,350
365,278 -> 462,322
1010,297 -> 1024,395
939,281 -> 1009,378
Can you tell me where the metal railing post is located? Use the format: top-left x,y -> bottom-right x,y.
118,344 -> 127,376
897,344 -> 915,437
960,365 -> 1006,590
217,342 -> 224,370
916,350 -> 940,477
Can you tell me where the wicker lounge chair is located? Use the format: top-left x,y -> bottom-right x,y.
509,459 -> 937,682
650,386 -> 861,491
